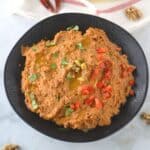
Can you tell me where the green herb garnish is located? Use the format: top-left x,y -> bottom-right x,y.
32,100 -> 38,110
45,41 -> 56,47
32,45 -> 37,51
65,107 -> 74,116
50,63 -> 57,70
29,93 -> 38,110
61,57 -> 69,67
28,74 -> 37,82
51,51 -> 59,58
76,42 -> 85,51
29,93 -> 35,100
66,72 -> 75,80
66,25 -> 79,31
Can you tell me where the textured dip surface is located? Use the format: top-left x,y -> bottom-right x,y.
21,27 -> 135,130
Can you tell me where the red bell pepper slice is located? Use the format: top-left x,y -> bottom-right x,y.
129,80 -> 135,86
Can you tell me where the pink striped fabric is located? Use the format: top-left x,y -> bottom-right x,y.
63,0 -> 141,14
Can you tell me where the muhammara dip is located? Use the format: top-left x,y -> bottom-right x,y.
21,26 -> 135,130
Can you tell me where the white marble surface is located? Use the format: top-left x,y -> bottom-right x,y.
0,14 -> 150,150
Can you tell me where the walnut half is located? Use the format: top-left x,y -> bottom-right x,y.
1,144 -> 20,150
125,6 -> 142,21
140,112 -> 150,124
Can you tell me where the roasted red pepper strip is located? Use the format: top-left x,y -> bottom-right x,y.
96,48 -> 107,53
81,85 -> 94,95
75,101 -> 80,109
104,70 -> 112,80
104,60 -> 112,68
84,95 -> 95,106
95,98 -> 103,109
103,92 -> 111,99
129,80 -> 135,86
122,71 -> 128,78
70,104 -> 76,110
103,85 -> 112,93
99,62 -> 105,69
120,64 -> 135,78
96,81 -> 106,89
120,64 -> 127,78
127,66 -> 135,73
70,101 -> 80,110
90,67 -> 100,80
97,53 -> 104,60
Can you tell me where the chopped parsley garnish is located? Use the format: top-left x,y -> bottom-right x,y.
65,107 -> 74,116
61,57 -> 69,67
66,25 -> 79,31
50,63 -> 57,70
45,41 -> 56,47
32,100 -> 38,110
29,93 -> 35,100
51,51 -> 59,58
32,45 -> 37,51
66,72 -> 75,80
76,42 -> 85,51
29,93 -> 38,110
28,74 -> 37,82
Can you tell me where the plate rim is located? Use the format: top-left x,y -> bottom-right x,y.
4,13 -> 149,142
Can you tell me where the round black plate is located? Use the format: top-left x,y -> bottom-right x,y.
4,13 -> 148,142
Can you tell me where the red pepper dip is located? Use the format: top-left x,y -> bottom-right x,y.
21,26 -> 135,131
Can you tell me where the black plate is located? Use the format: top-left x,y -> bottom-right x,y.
4,13 -> 148,142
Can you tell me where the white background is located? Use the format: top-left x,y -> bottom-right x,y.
0,2 -> 150,150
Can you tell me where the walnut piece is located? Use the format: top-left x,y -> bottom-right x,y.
125,6 -> 142,21
140,112 -> 150,124
1,144 -> 19,150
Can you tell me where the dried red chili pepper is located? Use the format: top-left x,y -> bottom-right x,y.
55,0 -> 61,12
40,0 -> 55,12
